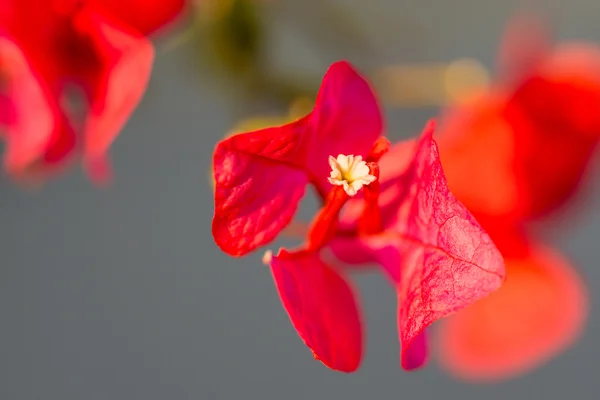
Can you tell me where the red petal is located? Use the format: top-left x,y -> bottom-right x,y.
392,121 -> 505,367
269,249 -> 363,372
0,93 -> 14,124
440,38 -> 600,221
306,61 -> 384,196
505,43 -> 600,218
212,61 -> 382,256
76,9 -> 154,182
438,243 -> 587,381
0,35 -> 62,174
437,91 -> 525,221
89,0 -> 185,35
212,122 -> 310,255
536,42 -> 600,137
328,234 -> 402,282
402,330 -> 428,370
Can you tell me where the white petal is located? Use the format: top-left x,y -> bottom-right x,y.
346,155 -> 354,170
354,162 -> 371,177
336,154 -> 349,171
347,182 -> 360,196
352,180 -> 365,192
328,155 -> 338,171
362,174 -> 377,184
329,169 -> 342,180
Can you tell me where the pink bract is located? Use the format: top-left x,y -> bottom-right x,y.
269,249 -> 363,372
330,122 -> 506,369
212,61 -> 383,256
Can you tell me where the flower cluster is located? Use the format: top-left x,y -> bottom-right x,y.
2,3 -> 598,383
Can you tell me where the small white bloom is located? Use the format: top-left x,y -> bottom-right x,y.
327,154 -> 377,196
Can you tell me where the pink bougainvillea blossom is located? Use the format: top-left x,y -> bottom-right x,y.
213,61 -> 505,373
212,61 -> 383,256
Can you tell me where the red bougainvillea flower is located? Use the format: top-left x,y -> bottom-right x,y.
432,15 -> 591,381
325,122 -> 505,370
0,1 -> 184,182
437,15 -> 600,223
212,61 -> 505,372
212,61 -> 382,256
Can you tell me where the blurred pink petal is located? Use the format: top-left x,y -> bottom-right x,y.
439,16 -> 600,222
0,35 -> 60,173
79,9 -> 154,182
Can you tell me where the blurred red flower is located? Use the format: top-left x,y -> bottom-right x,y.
435,15 -> 594,381
0,0 -> 185,182
439,15 -> 600,222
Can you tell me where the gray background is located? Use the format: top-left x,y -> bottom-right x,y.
2,0 -> 600,398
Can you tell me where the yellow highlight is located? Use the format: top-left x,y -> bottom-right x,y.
444,58 -> 490,103
373,58 -> 490,106
196,0 -> 235,20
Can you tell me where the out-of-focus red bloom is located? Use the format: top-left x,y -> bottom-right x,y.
433,15 -> 592,381
328,125 -> 505,369
0,1 -> 184,182
212,61 -> 382,256
438,15 -> 600,222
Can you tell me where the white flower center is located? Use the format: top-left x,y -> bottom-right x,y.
327,154 -> 377,196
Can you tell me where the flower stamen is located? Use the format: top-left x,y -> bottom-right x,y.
328,154 -> 377,196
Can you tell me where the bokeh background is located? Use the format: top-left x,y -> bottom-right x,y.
2,0 -> 600,398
